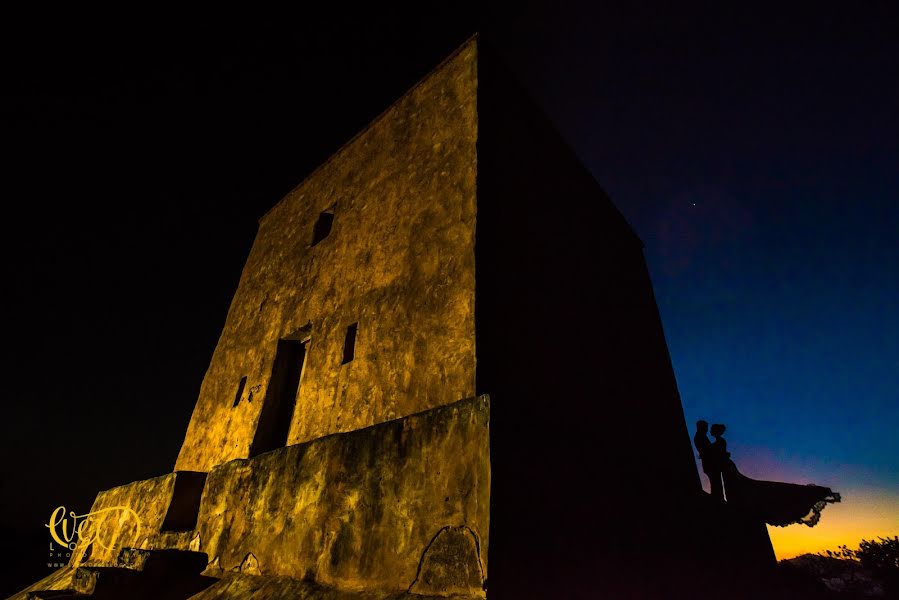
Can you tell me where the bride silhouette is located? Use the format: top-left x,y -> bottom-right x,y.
709,423 -> 841,527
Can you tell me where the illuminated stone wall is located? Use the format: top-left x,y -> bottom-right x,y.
194,396 -> 489,595
67,472 -> 182,567
175,43 -> 478,473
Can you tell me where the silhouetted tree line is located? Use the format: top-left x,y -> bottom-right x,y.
823,536 -> 898,594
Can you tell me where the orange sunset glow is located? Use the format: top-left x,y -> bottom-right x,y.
694,450 -> 898,561
766,487 -> 899,560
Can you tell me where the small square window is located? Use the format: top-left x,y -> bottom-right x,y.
311,211 -> 335,246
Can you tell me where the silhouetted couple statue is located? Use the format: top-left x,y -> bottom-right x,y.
694,420 -> 840,526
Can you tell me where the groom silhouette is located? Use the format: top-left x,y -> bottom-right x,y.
693,420 -> 724,501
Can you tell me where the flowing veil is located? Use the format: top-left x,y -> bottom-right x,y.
722,459 -> 841,527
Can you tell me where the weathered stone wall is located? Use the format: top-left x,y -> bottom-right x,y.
176,42 -> 478,473
67,472 -> 182,567
194,395 -> 489,596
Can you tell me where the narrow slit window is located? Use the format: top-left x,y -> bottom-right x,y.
311,211 -> 335,246
233,376 -> 247,407
342,323 -> 358,364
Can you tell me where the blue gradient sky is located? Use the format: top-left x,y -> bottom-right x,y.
490,2 -> 898,555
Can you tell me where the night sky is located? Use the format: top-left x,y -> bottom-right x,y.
2,2 -> 896,594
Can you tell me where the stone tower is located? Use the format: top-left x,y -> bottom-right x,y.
12,36 -> 774,600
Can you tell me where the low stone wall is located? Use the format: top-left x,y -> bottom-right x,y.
68,471 -> 205,567
195,395 -> 490,597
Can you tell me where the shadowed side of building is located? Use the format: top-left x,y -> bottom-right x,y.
474,40 -> 774,598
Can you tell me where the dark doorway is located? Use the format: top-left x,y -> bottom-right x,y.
160,471 -> 208,532
250,339 -> 307,457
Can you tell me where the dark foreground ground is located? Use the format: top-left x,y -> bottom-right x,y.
6,556 -> 894,600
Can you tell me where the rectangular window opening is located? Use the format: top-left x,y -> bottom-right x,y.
233,376 -> 248,407
342,323 -> 358,364
311,211 -> 335,246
